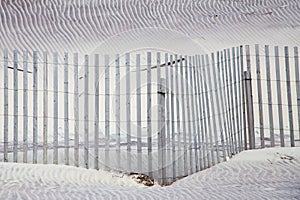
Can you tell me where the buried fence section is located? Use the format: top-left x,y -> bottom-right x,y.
1,46 -> 299,185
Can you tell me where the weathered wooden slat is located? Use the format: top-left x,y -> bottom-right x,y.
73,53 -> 79,167
206,53 -> 220,163
255,44 -> 265,148
53,52 -> 58,164
23,51 -> 28,163
126,53 -> 131,172
265,45 -> 275,147
284,47 -> 294,147
240,46 -> 247,150
64,53 -> 69,165
94,54 -> 100,170
214,51 -> 227,161
3,50 -> 8,162
189,56 -> 199,171
43,52 -> 48,164
147,52 -> 152,177
294,47 -> 300,140
136,54 -> 142,172
170,54 -> 176,180
105,55 -> 110,170
236,47 -> 243,152
33,51 -> 38,164
180,55 -> 188,175
13,50 -> 18,162
195,56 -> 206,169
115,54 -> 121,170
275,46 -> 285,147
201,55 -> 215,165
84,55 -> 89,169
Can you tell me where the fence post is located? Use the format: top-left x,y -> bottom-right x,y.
244,71 -> 255,149
158,77 -> 166,185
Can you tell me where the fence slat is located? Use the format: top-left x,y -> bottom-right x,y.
265,45 -> 275,147
189,56 -> 199,171
64,53 -> 69,165
240,46 -> 247,150
206,54 -> 220,163
236,47 -> 243,152
3,50 -> 8,162
126,53 -> 131,172
180,55 -> 188,175
94,54 -> 100,170
233,47 -> 241,153
84,55 -> 89,169
105,55 -> 110,170
136,54 -> 142,173
53,52 -> 58,164
255,45 -> 265,148
115,54 -> 121,171
33,51 -> 38,164
201,55 -> 215,165
147,52 -> 152,177
275,46 -> 285,147
74,53 -> 79,167
186,56 -> 194,173
195,56 -> 206,169
214,52 -> 227,161
170,54 -> 176,180
23,51 -> 28,163
220,51 -> 230,157
284,47 -> 294,147
294,47 -> 300,140
43,52 -> 48,164
13,50 -> 18,162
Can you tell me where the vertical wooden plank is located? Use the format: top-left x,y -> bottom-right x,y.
174,54 -> 181,176
275,46 -> 285,147
265,45 -> 275,147
214,51 -> 227,161
233,47 -> 241,152
115,54 -> 121,171
195,56 -> 205,169
125,53 -> 131,172
245,46 -> 255,149
170,54 -> 176,180
23,51 -> 28,163
64,53 -> 69,165
158,77 -> 166,185
73,53 -> 79,167
136,54 -> 142,173
255,45 -> 265,148
206,54 -> 220,163
294,47 -> 300,140
220,51 -> 230,157
105,55 -> 110,171
157,53 -> 162,183
201,55 -> 215,165
180,55 -> 188,175
189,56 -> 199,171
3,49 -> 8,162
164,53 -> 171,182
33,51 -> 38,164
94,54 -> 100,170
244,71 -> 255,150
84,55 -> 89,169
13,50 -> 18,162
43,52 -> 48,164
53,52 -> 58,164
147,52 -> 152,177
236,47 -> 242,152
185,56 -> 194,174
227,49 -> 238,154
240,46 -> 247,150
285,47 -> 294,147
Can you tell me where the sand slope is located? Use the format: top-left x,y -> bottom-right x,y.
1,147 -> 299,199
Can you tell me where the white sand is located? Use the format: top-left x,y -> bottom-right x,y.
0,147 -> 299,199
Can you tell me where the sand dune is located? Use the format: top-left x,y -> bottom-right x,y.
0,0 -> 299,56
1,147 -> 299,199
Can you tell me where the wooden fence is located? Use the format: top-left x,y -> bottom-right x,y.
0,45 -> 299,185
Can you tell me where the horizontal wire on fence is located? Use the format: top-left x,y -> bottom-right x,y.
253,126 -> 300,133
252,101 -> 299,107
